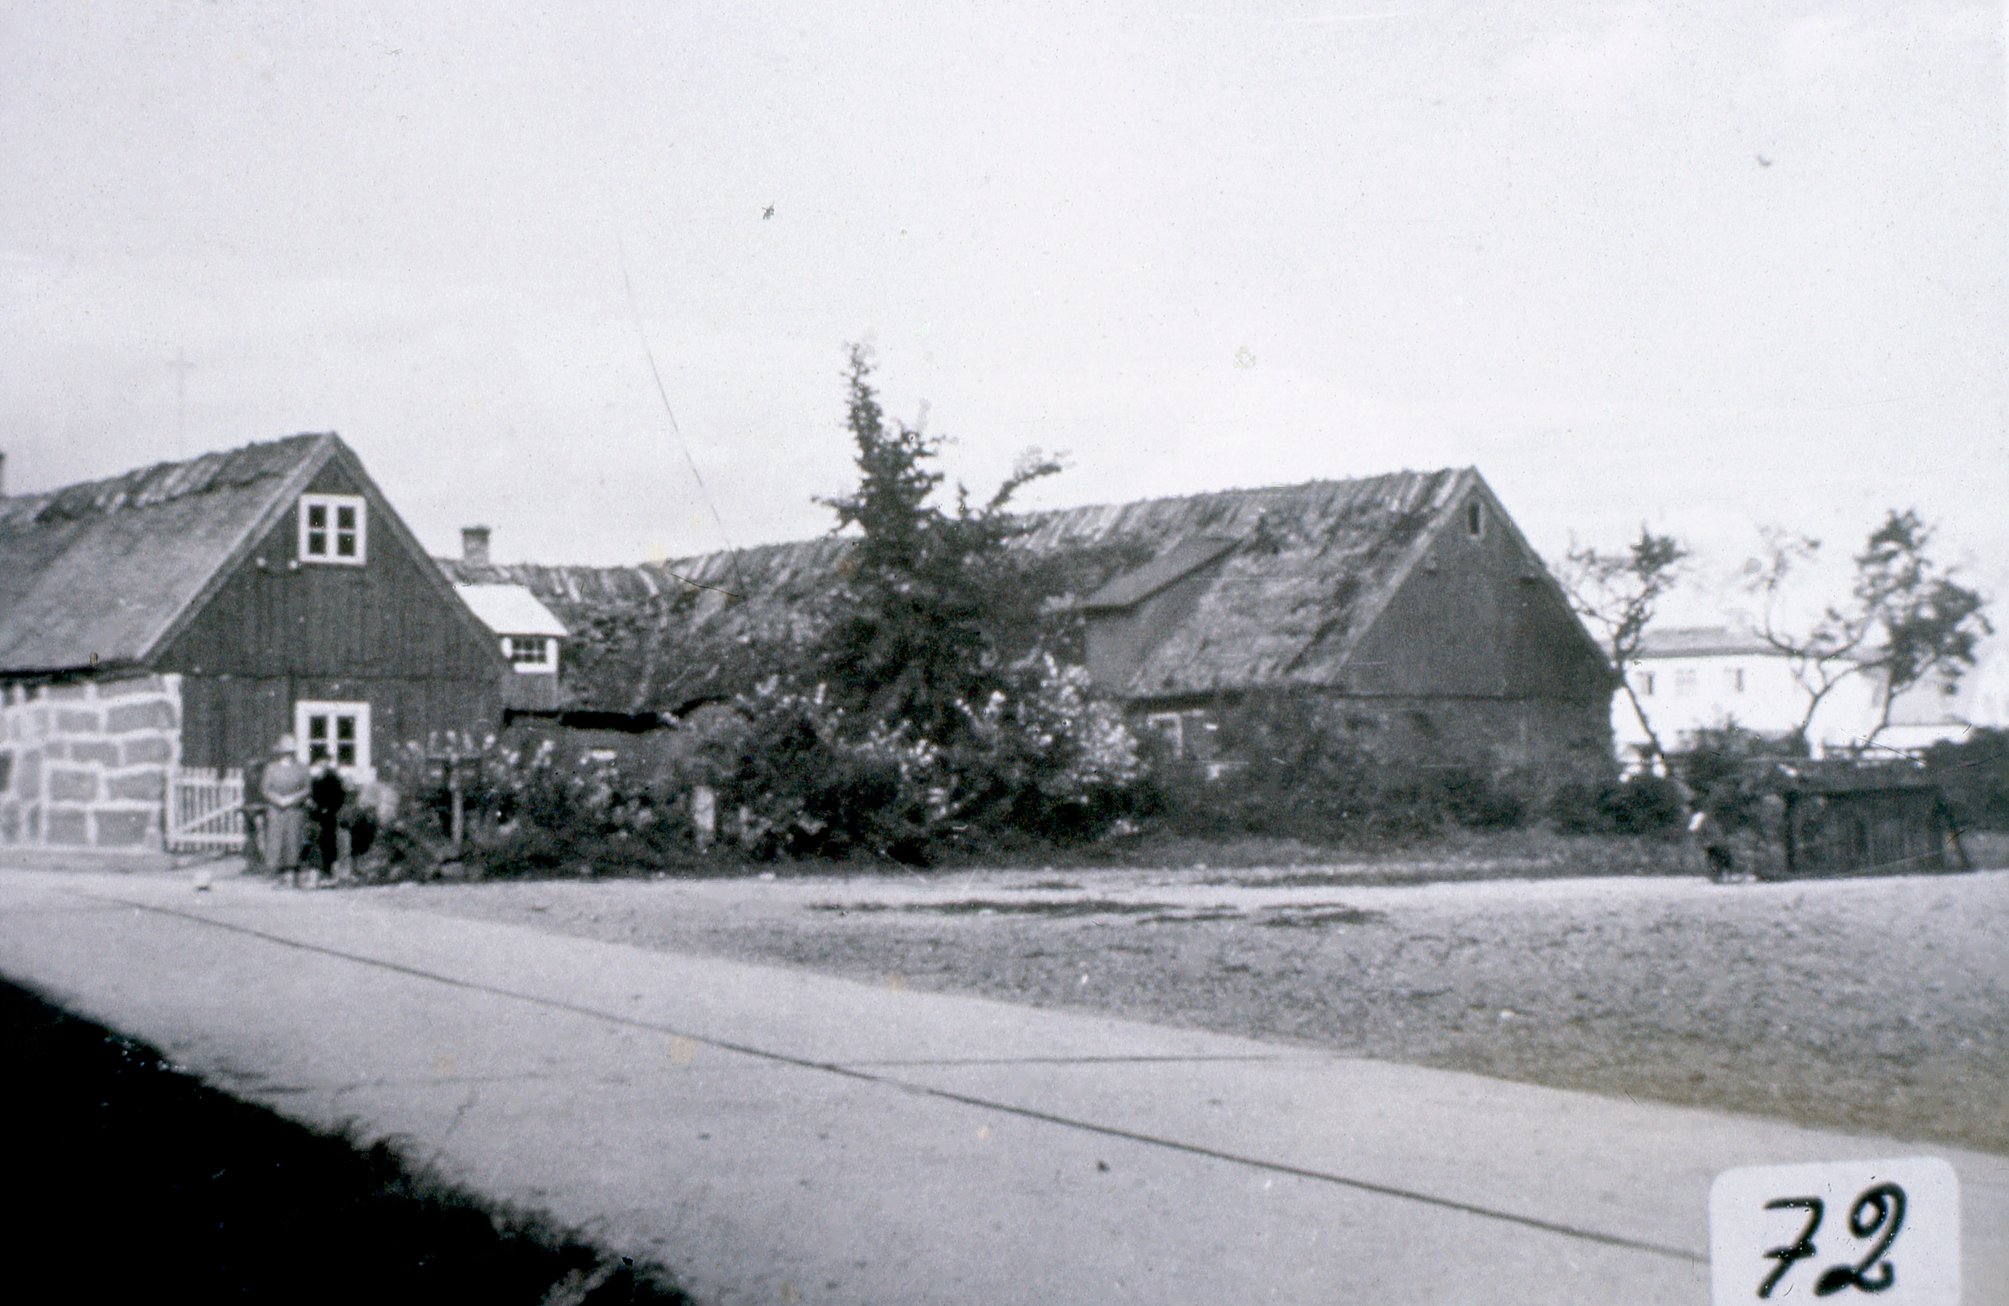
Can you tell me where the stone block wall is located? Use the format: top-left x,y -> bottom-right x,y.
0,673 -> 183,851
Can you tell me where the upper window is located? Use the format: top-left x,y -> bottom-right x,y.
1466,499 -> 1485,539
506,636 -> 557,672
1727,667 -> 1746,694
299,494 -> 367,565
1674,668 -> 1699,696
1639,671 -> 1656,697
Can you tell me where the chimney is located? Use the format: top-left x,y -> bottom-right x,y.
461,525 -> 491,567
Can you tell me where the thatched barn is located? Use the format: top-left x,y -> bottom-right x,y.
439,467 -> 1615,788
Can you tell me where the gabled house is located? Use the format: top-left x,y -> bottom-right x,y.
451,528 -> 570,714
441,466 -> 1616,788
0,434 -> 508,851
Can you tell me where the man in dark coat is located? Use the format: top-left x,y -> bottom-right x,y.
308,761 -> 348,887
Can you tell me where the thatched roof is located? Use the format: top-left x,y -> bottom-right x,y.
440,466 -> 1504,711
0,434 -> 336,675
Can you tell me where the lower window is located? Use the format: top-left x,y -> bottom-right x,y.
294,700 -> 372,776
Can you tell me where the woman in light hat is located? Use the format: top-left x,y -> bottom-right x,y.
261,733 -> 311,888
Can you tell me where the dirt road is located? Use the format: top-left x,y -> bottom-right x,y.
372,865 -> 2009,1154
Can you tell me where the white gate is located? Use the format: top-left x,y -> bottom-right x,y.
167,766 -> 247,852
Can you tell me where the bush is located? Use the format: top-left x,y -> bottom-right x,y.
1923,727 -> 2009,830
1548,780 -> 1612,835
716,663 -> 1144,863
1546,773 -> 1687,836
1603,773 -> 1685,834
1676,723 -> 1804,832
376,733 -> 710,878
1145,694 -> 1532,842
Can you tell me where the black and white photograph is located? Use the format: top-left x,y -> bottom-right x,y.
0,3 -> 2003,1302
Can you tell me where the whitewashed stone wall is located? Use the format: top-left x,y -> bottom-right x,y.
0,673 -> 183,850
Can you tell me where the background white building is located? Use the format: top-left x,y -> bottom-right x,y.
1614,626 -> 1877,762
1615,626 -> 2007,764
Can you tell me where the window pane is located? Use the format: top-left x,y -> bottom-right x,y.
335,505 -> 356,530
336,741 -> 356,766
307,504 -> 326,528
305,531 -> 326,555
308,716 -> 328,741
336,533 -> 356,557
335,717 -> 355,742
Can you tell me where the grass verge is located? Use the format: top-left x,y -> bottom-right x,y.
1,978 -> 688,1305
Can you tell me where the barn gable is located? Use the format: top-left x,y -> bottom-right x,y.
1338,472 -> 1611,700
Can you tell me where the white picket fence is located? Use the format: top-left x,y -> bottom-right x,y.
167,766 -> 247,852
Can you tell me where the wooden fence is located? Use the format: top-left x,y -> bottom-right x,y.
1781,782 -> 1953,878
166,766 -> 246,853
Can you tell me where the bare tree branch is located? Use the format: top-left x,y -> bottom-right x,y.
1557,526 -> 1688,767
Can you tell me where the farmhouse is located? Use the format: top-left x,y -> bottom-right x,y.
0,434 -> 508,851
442,467 -> 1616,787
1618,625 -> 2009,762
1618,625 -> 1879,761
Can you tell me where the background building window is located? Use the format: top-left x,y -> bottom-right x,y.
1727,667 -> 1746,693
298,494 -> 366,564
1673,668 -> 1699,696
294,700 -> 371,775
506,636 -> 555,670
1466,499 -> 1485,538
1639,671 -> 1656,696
1144,711 -> 1185,760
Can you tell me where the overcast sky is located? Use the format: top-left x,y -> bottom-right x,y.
3,1 -> 2002,621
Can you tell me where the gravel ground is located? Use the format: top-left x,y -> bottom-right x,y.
368,864 -> 2009,1155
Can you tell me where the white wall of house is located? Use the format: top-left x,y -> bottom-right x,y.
1878,640 -> 2009,753
1613,648 -> 1880,761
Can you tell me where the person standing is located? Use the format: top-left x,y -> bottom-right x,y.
262,735 -> 310,889
1690,782 -> 1739,884
308,760 -> 348,887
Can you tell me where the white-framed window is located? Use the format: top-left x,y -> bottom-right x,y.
505,636 -> 557,672
294,700 -> 371,776
1144,711 -> 1185,760
298,494 -> 367,564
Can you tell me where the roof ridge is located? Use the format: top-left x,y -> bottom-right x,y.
0,432 -> 335,528
1021,465 -> 1471,525
431,467 -> 1473,578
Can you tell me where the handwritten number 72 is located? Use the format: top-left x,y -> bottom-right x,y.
1758,1183 -> 1907,1298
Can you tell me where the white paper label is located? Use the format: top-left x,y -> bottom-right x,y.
1709,1155 -> 1960,1304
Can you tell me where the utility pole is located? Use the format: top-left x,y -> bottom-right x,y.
167,349 -> 195,454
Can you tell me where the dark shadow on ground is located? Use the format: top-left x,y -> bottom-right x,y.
1,978 -> 689,1305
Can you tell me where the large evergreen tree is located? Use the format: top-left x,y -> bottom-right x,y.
817,344 -> 1063,741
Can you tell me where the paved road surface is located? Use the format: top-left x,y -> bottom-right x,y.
1,863 -> 2000,1305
